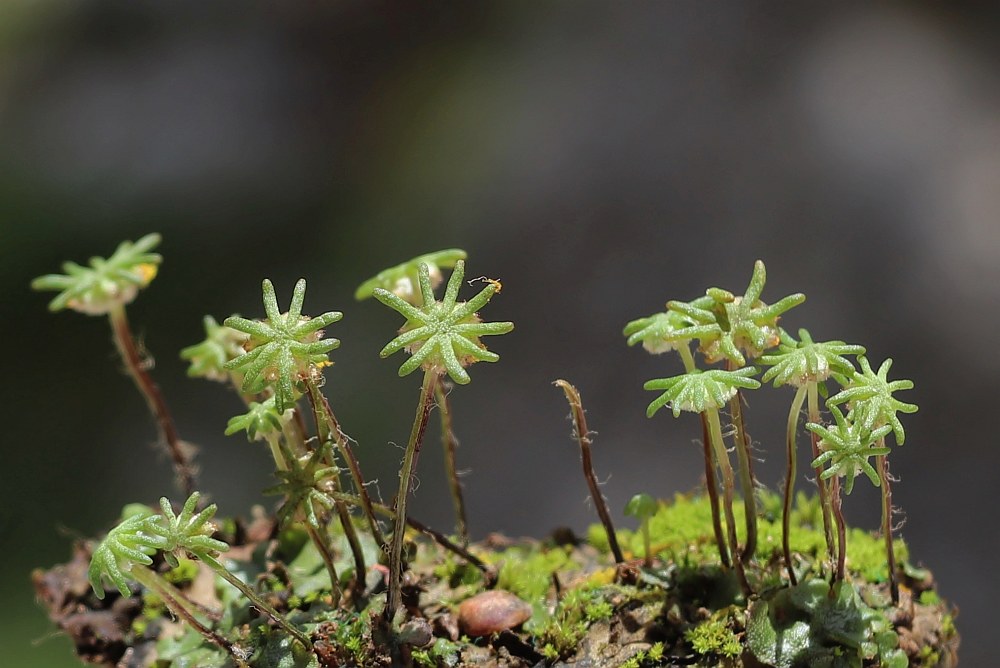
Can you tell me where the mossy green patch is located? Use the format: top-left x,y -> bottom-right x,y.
685,616 -> 741,659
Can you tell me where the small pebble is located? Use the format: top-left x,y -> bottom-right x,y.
458,590 -> 532,637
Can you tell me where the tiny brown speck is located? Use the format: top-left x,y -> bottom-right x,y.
458,590 -> 532,637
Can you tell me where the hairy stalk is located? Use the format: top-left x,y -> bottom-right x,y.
131,565 -> 242,662
200,553 -> 313,651
305,522 -> 342,605
706,406 -> 750,595
435,382 -> 469,545
877,447 -> 899,604
555,380 -> 624,565
312,384 -> 387,551
830,476 -> 847,584
679,344 -> 729,567
808,384 -> 836,565
385,369 -> 438,624
334,498 -> 366,601
108,304 -> 195,496
701,415 -> 730,567
727,361 -> 758,564
272,427 -> 342,600
302,379 -> 367,586
782,385 -> 808,585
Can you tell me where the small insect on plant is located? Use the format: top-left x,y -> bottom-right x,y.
31,238 -> 957,668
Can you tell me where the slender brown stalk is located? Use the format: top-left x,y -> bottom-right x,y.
307,380 -> 387,551
878,450 -> 899,604
435,382 -> 469,545
305,522 -> 342,604
706,407 -> 750,595
108,305 -> 195,496
385,369 -> 438,624
782,386 -> 808,585
700,414 -> 730,568
726,362 -> 758,564
807,384 -> 836,566
830,476 -> 847,584
404,515 -> 488,573
679,345 -> 729,568
302,379 -> 367,585
554,380 -> 624,565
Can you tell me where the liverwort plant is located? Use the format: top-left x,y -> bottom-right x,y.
372,259 -> 512,624
667,261 -> 805,562
644,367 -> 761,594
357,249 -> 474,545
90,493 -> 313,652
223,278 -> 342,413
222,279 -> 377,596
32,233 -> 197,496
807,406 -> 892,585
760,328 -> 865,584
828,356 -> 918,603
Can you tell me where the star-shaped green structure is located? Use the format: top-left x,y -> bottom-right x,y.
146,493 -> 229,567
644,367 -> 761,418
355,248 -> 467,305
264,444 -> 340,530
180,315 -> 249,382
32,233 -> 162,315
760,329 -> 865,389
88,511 -> 167,599
224,397 -> 289,442
623,295 -> 716,354
224,279 -> 342,411
374,260 -> 513,384
668,260 -> 805,366
807,407 -> 892,495
827,357 -> 918,445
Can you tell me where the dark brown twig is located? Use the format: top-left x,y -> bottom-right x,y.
109,305 -> 196,496
435,382 -> 469,545
554,379 -> 624,564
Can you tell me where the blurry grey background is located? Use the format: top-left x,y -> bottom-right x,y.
3,1 -> 997,665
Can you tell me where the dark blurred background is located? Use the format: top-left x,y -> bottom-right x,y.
3,1 -> 997,665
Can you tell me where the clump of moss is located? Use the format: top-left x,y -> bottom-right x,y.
685,615 -> 741,660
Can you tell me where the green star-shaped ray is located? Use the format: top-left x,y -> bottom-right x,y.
807,406 -> 892,495
355,248 -> 467,304
180,315 -> 248,382
374,260 -> 513,384
224,278 -> 342,411
146,493 -> 229,567
760,328 -> 865,389
88,512 -> 168,599
644,367 -> 761,418
827,356 -> 918,445
668,260 -> 805,366
32,233 -> 162,315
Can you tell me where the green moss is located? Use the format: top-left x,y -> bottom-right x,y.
494,544 -> 577,602
532,585 -> 615,660
845,528 -> 909,583
411,638 -> 461,667
621,642 -> 668,668
685,616 -> 741,659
